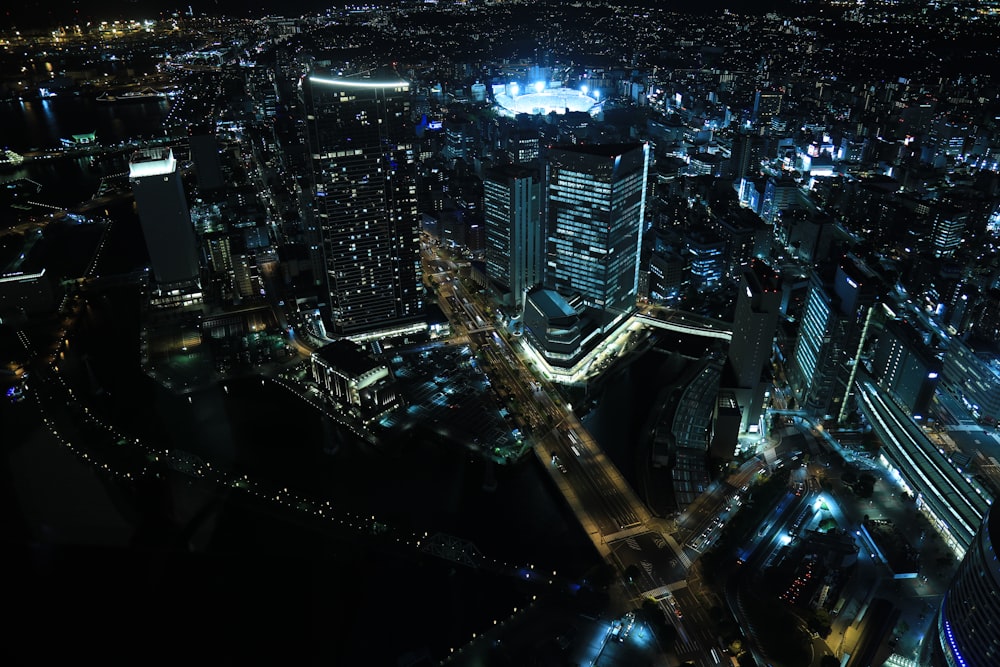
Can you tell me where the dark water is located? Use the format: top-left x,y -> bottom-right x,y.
0,95 -> 171,152
29,203 -> 602,661
1,95 -> 170,229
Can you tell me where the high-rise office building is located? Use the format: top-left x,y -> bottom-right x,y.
752,89 -> 782,127
129,148 -> 201,291
929,205 -> 967,258
483,165 -> 542,313
301,70 -> 423,336
189,127 -> 224,192
942,338 -> 1000,425
928,505 -> 1000,667
542,143 -> 648,332
713,209 -> 760,281
760,175 -> 800,225
506,127 -> 540,165
871,318 -> 942,417
790,256 -> 878,418
685,229 -> 726,292
728,260 -> 782,434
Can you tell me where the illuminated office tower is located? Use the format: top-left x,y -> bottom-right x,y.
129,148 -> 201,291
790,256 -> 877,419
542,142 -> 648,331
685,229 -> 726,292
929,505 -> 1000,667
929,205 -> 967,259
301,70 -> 422,336
483,165 -> 541,314
506,127 -> 540,165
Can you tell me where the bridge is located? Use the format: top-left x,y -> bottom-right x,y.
635,310 -> 733,341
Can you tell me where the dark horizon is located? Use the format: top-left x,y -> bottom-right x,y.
3,0 -> 798,30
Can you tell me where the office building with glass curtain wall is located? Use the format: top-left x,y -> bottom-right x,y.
300,71 -> 423,336
542,143 -> 648,332
521,142 -> 648,374
483,165 -> 542,314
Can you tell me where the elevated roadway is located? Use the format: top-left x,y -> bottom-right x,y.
635,310 -> 732,342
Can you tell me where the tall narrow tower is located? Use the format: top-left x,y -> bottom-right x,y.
728,260 -> 782,433
543,142 -> 648,331
129,148 -> 200,291
483,165 -> 541,314
929,205 -> 967,259
301,70 -> 423,336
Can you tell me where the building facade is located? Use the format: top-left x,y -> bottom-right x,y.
542,143 -> 648,332
932,505 -> 1000,667
483,165 -> 542,314
311,340 -> 401,422
301,71 -> 423,336
728,260 -> 782,433
871,318 -> 942,417
928,206 -> 967,259
790,256 -> 877,418
942,338 -> 1000,425
129,148 -> 201,292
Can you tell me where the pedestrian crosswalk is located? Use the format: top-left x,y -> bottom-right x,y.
663,531 -> 693,567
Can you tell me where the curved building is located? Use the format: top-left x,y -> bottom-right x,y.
935,504 -> 1000,666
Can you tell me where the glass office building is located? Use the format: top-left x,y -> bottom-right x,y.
542,142 -> 648,332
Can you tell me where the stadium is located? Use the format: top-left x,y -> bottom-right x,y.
492,82 -> 600,117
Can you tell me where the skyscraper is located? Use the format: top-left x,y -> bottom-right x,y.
928,505 -> 1000,667
301,71 -> 423,336
129,148 -> 200,291
727,260 -> 782,434
483,165 -> 542,314
189,132 -> 224,192
929,205 -> 967,258
791,256 -> 878,419
542,142 -> 648,331
752,89 -> 782,127
870,318 -> 942,417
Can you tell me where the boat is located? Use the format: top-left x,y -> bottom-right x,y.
96,87 -> 167,103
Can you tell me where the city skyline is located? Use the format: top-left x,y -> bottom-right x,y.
3,1 -> 1000,665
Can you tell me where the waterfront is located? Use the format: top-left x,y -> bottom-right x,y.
0,93 -> 171,230
0,95 -> 171,153
3,207 -> 604,663
2,121 -> 608,657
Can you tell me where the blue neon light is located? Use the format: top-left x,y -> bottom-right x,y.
943,616 -> 969,667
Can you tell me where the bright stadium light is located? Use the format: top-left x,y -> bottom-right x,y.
534,81 -> 545,93
594,90 -> 600,100
580,84 -> 588,95
509,82 -> 519,96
